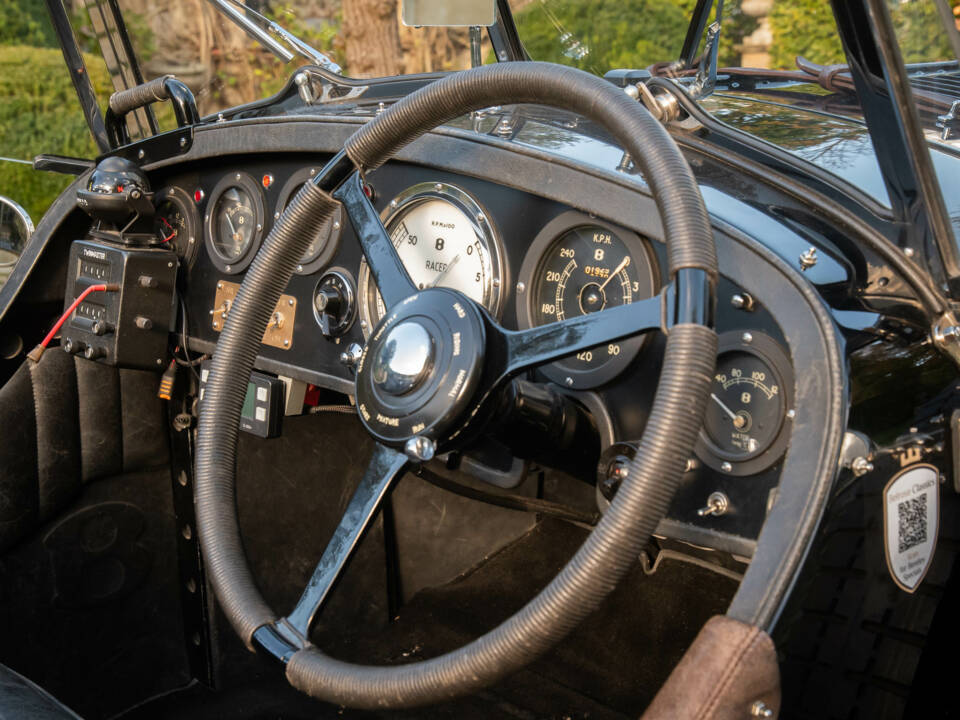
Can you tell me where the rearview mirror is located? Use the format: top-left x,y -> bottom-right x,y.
0,196 -> 34,286
402,0 -> 496,27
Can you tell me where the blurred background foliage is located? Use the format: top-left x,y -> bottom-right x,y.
1,0 -> 958,225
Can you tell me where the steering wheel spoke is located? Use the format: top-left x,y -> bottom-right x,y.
334,171 -> 417,308
272,443 -> 408,647
496,289 -> 664,379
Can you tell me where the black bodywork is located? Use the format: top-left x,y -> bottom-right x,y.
0,0 -> 958,718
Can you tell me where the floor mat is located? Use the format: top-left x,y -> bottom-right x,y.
132,518 -> 738,720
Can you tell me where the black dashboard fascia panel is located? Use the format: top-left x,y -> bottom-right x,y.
713,220 -> 847,632
148,118 -> 845,562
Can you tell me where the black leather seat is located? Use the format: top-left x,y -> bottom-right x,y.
0,663 -> 81,719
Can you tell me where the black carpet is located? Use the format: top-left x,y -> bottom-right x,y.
131,518 -> 738,720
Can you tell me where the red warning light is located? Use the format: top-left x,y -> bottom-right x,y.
262,174 -> 274,189
194,188 -> 204,204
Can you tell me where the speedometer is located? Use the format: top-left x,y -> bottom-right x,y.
357,182 -> 504,334
516,212 -> 658,389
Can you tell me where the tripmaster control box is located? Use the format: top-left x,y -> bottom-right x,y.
62,238 -> 177,369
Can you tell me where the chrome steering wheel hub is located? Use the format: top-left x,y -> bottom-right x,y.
355,287 -> 486,445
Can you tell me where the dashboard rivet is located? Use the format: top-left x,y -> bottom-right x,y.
256,224 -> 262,232
217,282 -> 224,290
493,278 -> 500,288
297,264 -> 304,272
720,461 -> 733,473
565,377 -> 574,386
731,293 -> 754,311
905,247 -> 915,257
685,458 -> 699,472
275,211 -> 280,220
390,199 -> 398,207
477,212 -> 485,222
434,183 -> 443,192
288,298 -> 294,306
179,137 -> 187,148
137,149 -> 145,160
516,281 -> 526,294
741,332 -> 753,343
225,265 -> 232,273
333,221 -> 341,230
283,339 -> 290,347
309,168 -> 316,176
236,173 -> 241,181
787,408 -> 796,419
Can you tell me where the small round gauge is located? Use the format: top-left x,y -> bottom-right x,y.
204,173 -> 266,273
153,186 -> 200,267
275,169 -> 344,275
516,212 -> 657,389
696,330 -> 794,476
358,182 -> 504,334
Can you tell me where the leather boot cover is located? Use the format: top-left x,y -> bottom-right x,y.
640,615 -> 780,720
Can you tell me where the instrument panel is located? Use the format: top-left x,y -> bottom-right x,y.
166,157 -> 798,551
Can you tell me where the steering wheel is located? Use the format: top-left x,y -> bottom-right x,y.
195,62 -> 718,709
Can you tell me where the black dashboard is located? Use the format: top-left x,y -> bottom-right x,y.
19,111 -> 842,563
136,122 -> 832,558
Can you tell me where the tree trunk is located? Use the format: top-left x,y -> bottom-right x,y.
343,0 -> 403,77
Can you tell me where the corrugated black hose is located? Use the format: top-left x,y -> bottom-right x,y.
194,61 -> 717,709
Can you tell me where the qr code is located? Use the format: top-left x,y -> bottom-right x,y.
898,494 -> 927,553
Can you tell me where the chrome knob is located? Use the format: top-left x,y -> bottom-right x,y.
372,321 -> 434,396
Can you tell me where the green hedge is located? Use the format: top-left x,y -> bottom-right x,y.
0,45 -> 112,223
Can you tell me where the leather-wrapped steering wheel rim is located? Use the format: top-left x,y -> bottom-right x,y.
195,61 -> 718,709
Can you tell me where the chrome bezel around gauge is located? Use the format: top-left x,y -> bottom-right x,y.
695,330 -> 795,477
275,167 -> 344,275
204,172 -> 266,274
515,211 -> 658,390
357,181 -> 505,337
154,185 -> 200,268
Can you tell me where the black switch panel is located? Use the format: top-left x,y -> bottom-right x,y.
62,238 -> 177,370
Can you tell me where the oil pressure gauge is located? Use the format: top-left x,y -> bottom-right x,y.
695,330 -> 794,476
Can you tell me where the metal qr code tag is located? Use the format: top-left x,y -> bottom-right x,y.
882,463 -> 939,593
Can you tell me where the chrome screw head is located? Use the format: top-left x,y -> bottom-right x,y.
405,435 -> 436,462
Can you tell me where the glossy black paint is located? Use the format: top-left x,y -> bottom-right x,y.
44,0 -> 110,154
334,171 -> 418,308
830,0 -> 960,294
488,0 -> 530,63
105,77 -> 200,148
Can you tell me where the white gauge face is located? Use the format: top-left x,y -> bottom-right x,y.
360,189 -> 502,331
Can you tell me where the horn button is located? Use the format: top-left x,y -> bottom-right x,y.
355,288 -> 486,445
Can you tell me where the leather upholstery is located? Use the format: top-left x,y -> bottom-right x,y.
0,350 -> 167,552
641,615 -> 780,720
0,663 -> 82,720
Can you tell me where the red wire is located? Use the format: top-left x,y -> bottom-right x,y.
40,284 -> 111,349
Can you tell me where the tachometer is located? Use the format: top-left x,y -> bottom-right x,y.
357,182 -> 504,334
516,212 -> 657,389
696,330 -> 794,476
